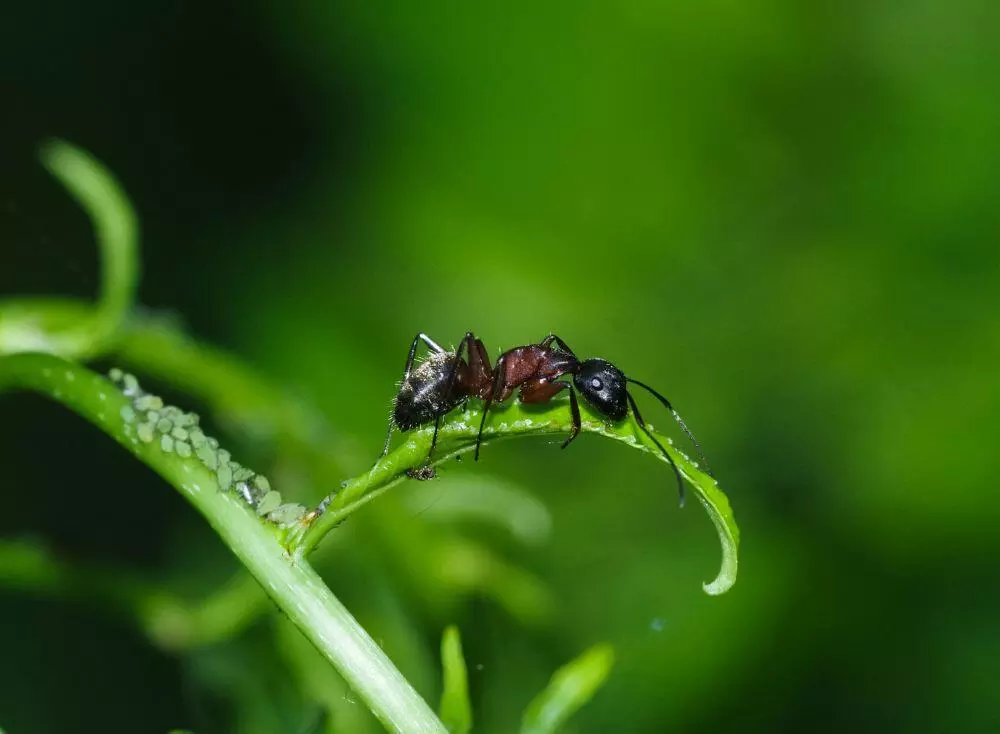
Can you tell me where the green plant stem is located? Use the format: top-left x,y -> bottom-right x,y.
0,141 -> 137,358
295,407 -> 578,557
294,402 -> 739,596
275,614 -> 384,734
0,353 -> 446,734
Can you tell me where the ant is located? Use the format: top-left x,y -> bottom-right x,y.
383,332 -> 713,505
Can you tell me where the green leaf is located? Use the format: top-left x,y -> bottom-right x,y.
298,400 -> 740,595
0,140 -> 138,359
439,626 -> 472,734
520,644 -> 614,734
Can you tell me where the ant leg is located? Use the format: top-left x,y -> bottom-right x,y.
519,379 -> 568,403
446,332 -> 477,398
465,335 -> 494,398
429,414 -> 444,458
475,354 -> 507,461
383,332 -> 446,457
565,386 -> 582,448
538,333 -> 577,356
518,379 -> 581,448
405,334 -> 447,380
626,392 -> 687,508
426,333 -> 475,462
381,422 -> 396,457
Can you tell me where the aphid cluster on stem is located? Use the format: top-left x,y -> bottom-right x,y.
381,332 -> 714,506
108,368 -> 307,527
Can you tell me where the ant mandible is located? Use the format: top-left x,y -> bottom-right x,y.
383,332 -> 713,504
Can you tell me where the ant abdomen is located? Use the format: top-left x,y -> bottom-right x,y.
392,352 -> 466,431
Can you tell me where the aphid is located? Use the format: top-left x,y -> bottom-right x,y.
382,331 -> 492,465
473,334 -> 713,506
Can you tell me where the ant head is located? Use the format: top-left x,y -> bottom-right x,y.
573,359 -> 628,421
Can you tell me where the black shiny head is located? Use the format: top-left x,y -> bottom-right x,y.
573,358 -> 628,421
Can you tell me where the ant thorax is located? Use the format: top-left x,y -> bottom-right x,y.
392,351 -> 465,431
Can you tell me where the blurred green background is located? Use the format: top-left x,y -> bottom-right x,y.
2,1 -> 998,732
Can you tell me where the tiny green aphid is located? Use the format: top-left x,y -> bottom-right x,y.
107,368 -> 307,527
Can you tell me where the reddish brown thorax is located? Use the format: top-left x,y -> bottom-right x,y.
489,345 -> 578,402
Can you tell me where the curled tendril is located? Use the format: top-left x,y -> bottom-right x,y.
0,140 -> 138,359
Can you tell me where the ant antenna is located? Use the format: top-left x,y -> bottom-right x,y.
626,392 -> 687,507
627,378 -> 714,477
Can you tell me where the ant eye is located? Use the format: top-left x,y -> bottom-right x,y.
590,377 -> 603,390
